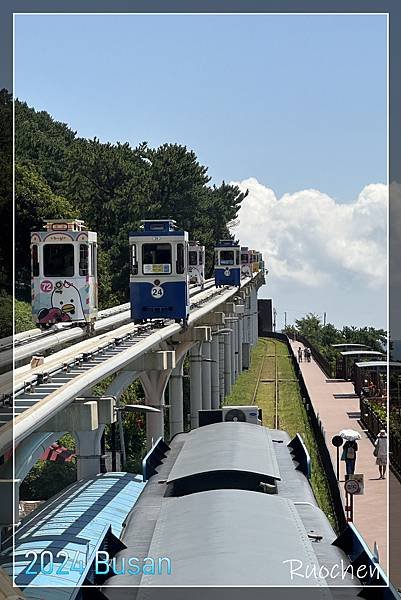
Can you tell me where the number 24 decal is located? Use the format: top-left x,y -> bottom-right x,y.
151,286 -> 164,298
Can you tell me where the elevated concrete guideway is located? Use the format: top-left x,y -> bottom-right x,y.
290,340 -> 388,572
0,271 -> 264,533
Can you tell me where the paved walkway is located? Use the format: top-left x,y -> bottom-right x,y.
290,341 -> 388,573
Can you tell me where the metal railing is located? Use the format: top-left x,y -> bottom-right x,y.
360,397 -> 401,481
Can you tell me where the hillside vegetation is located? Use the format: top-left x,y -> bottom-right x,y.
2,92 -> 249,335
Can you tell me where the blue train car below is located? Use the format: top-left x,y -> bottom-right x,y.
130,279 -> 189,321
214,240 -> 241,288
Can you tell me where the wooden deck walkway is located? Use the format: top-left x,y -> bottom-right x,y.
290,340 -> 389,574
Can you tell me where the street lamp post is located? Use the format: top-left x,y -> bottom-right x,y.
113,404 -> 161,470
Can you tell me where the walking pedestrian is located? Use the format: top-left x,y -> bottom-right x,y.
298,347 -> 303,363
374,429 -> 388,479
341,440 -> 358,475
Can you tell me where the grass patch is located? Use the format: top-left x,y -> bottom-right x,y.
224,338 -> 336,529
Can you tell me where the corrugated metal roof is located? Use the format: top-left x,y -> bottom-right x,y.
332,344 -> 369,348
167,421 -> 281,485
140,490 -> 328,587
355,361 -> 400,368
0,473 -> 145,599
340,350 -> 384,357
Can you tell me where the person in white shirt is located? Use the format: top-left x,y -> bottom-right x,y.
375,429 -> 388,479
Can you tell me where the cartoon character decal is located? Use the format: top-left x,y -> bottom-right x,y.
189,265 -> 201,283
37,280 -> 85,325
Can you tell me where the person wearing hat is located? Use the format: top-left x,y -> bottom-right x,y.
374,429 -> 388,479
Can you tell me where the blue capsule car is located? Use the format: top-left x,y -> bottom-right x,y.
214,240 -> 241,287
129,220 -> 189,324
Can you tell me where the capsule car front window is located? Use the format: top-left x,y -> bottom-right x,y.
142,243 -> 172,274
220,250 -> 234,265
189,251 -> 197,266
43,244 -> 74,277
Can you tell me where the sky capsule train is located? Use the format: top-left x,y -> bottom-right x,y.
31,219 -> 98,330
214,239 -> 241,287
129,219 -> 190,325
241,246 -> 252,277
188,240 -> 205,289
31,217 -> 264,330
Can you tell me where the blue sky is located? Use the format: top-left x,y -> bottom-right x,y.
14,14 -> 387,328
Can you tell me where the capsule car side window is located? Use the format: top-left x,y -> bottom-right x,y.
79,244 -> 89,276
176,243 -> 185,274
130,243 -> 138,275
32,245 -> 39,276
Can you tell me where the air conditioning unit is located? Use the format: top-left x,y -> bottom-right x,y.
198,406 -> 262,427
222,405 -> 260,425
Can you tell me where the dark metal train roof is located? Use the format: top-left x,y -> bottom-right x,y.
139,490 -> 330,587
167,421 -> 281,485
102,428 -> 361,594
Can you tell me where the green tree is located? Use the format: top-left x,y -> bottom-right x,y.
15,99 -> 76,194
0,89 -> 12,292
15,162 -> 77,290
342,325 -> 386,353
20,460 -> 77,501
14,100 -> 249,311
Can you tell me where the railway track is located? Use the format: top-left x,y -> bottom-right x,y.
0,280 -> 216,374
251,339 -> 281,429
0,275 -> 259,458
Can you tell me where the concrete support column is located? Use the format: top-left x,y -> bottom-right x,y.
190,343 -> 203,429
234,318 -> 240,380
245,295 -> 252,347
225,317 -> 237,385
168,357 -> 184,438
140,361 -> 174,450
249,289 -> 254,346
242,342 -> 250,370
251,289 -> 255,346
238,316 -> 243,375
74,426 -> 105,480
211,333 -> 220,409
201,341 -> 212,410
223,332 -> 232,397
146,392 -> 165,449
219,334 -> 225,405
252,288 -> 258,345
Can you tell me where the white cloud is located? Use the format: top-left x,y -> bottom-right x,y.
230,178 -> 387,290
